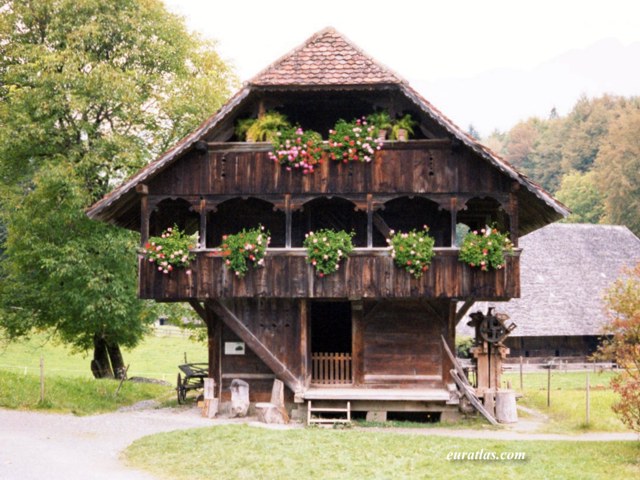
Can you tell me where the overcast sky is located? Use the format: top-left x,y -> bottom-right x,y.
163,0 -> 640,135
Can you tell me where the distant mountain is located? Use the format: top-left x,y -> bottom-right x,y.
413,38 -> 640,135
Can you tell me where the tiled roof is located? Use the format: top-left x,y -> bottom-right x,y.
458,224 -> 640,337
250,27 -> 404,86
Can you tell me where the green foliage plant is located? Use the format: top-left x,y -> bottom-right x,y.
328,117 -> 383,163
458,226 -> 514,271
303,229 -> 354,277
595,262 -> 640,433
245,111 -> 291,142
219,226 -> 270,277
141,226 -> 197,274
268,127 -> 324,174
391,114 -> 418,140
366,111 -> 393,135
388,226 -> 435,279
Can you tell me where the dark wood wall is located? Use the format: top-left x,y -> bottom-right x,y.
139,250 -> 520,301
361,300 -> 448,388
146,143 -> 511,197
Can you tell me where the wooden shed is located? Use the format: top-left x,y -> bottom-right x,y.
88,28 -> 568,421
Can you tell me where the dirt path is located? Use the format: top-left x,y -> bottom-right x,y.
1,406 -> 637,480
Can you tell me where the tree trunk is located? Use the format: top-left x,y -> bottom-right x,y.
91,335 -> 114,379
107,341 -> 126,379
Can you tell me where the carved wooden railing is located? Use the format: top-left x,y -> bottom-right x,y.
311,352 -> 353,385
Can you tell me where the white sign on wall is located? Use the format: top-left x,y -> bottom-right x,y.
224,342 -> 245,355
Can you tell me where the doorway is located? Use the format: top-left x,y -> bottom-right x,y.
310,301 -> 352,385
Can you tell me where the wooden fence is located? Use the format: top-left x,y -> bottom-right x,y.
311,352 -> 352,385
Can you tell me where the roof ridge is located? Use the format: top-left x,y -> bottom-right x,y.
249,27 -> 405,86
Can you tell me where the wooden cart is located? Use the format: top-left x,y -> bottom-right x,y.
176,363 -> 208,404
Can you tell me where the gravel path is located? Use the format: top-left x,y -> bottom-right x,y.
0,406 -> 242,480
1,406 -> 637,480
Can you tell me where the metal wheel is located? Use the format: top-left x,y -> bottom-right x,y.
176,373 -> 187,404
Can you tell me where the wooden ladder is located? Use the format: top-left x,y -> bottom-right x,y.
307,400 -> 351,425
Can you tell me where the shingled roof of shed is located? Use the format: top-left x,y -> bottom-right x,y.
459,224 -> 640,337
87,27 -> 568,229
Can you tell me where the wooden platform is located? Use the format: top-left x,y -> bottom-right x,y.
303,387 -> 450,402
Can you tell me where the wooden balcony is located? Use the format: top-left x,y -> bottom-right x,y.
139,248 -> 520,300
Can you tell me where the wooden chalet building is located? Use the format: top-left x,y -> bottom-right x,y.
88,28 -> 568,421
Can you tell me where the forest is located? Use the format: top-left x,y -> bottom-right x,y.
477,94 -> 640,235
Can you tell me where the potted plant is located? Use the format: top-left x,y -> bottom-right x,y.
458,226 -> 514,271
268,126 -> 323,174
387,226 -> 435,279
141,225 -> 197,275
366,111 -> 393,140
303,229 -> 354,277
391,114 -> 417,141
244,111 -> 291,142
219,225 -> 271,277
328,117 -> 383,163
234,118 -> 256,141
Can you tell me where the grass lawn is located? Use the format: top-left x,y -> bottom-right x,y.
0,329 -> 206,380
125,425 -> 640,480
0,368 -> 174,415
0,329 -> 205,414
503,370 -> 628,433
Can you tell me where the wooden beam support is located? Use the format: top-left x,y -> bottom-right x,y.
188,300 -> 206,321
455,300 -> 475,326
352,299 -> 365,386
206,299 -> 302,394
372,212 -> 392,239
189,300 -> 221,396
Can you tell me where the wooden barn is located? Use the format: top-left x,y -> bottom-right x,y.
460,224 -> 640,361
87,28 -> 568,421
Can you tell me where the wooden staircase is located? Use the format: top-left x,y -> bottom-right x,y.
307,400 -> 351,425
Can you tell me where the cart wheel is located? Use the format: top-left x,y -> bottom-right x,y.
176,373 -> 186,404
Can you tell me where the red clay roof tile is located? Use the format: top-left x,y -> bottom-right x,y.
250,27 -> 403,86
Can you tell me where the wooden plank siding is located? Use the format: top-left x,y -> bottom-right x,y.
146,143 -> 511,197
139,249 -> 520,300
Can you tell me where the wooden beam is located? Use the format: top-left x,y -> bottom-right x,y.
352,300 -> 365,386
372,213 -> 392,239
455,300 -> 475,326
188,300 -> 206,321
206,299 -> 302,394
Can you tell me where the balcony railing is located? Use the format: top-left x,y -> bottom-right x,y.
139,248 -> 520,300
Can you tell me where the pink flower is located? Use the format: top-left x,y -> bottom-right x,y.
185,269 -> 192,276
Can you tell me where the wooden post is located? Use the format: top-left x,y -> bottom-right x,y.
450,197 -> 458,246
299,300 -> 309,387
352,300 -> 364,386
39,355 -> 45,403
366,194 -> 373,248
509,184 -> 519,247
546,366 -> 551,406
136,184 -> 149,245
519,356 -> 523,390
284,194 -> 292,249
199,197 -> 207,248
586,370 -> 590,426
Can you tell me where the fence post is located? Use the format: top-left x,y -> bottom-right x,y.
519,356 -> 523,390
39,355 -> 45,403
586,370 -> 590,426
546,366 -> 551,407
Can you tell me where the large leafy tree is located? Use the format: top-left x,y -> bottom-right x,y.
555,170 -> 605,224
594,105 -> 640,236
0,0 -> 236,377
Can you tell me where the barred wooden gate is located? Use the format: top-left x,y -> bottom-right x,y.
311,352 -> 352,385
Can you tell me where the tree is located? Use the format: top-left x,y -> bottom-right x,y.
466,124 -> 481,140
555,170 -> 605,224
0,0 -> 236,377
596,263 -> 640,433
594,105 -> 640,236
